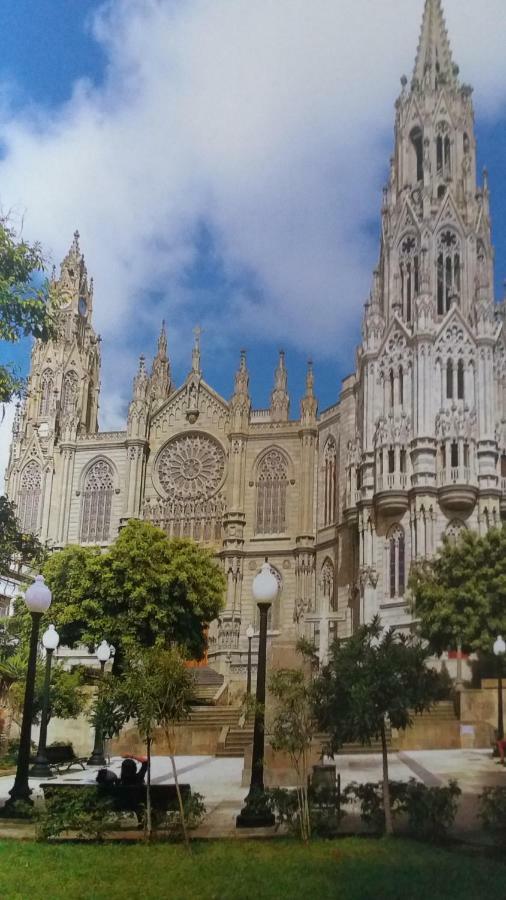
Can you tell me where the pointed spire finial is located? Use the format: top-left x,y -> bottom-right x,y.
306,359 -> 314,395
270,350 -> 289,422
301,358 -> 317,425
192,325 -> 202,374
412,0 -> 457,90
150,320 -> 171,402
158,320 -> 167,355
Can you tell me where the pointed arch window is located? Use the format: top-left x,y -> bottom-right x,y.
457,359 -> 465,400
39,369 -> 53,416
436,123 -> 451,176
17,461 -> 42,534
445,519 -> 466,546
410,127 -> 423,182
80,459 -> 114,543
446,359 -> 454,399
255,450 -> 288,535
437,230 -> 461,315
399,235 -> 419,323
323,438 -> 337,527
62,371 -> 78,414
388,524 -> 405,599
321,558 -> 337,612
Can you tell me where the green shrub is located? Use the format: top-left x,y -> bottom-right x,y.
266,785 -> 346,838
3,738 -> 37,764
36,787 -> 120,841
161,791 -> 206,839
402,778 -> 461,840
344,779 -> 460,839
479,787 -> 506,840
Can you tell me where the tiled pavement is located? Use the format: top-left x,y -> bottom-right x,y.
0,748 -> 504,841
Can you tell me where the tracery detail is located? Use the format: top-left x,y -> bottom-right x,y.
18,461 -> 42,534
157,434 -> 225,500
255,450 -> 288,534
80,460 -> 114,543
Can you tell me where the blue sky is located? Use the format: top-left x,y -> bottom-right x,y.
1,0 -> 506,430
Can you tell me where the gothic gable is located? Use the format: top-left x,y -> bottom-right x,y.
433,192 -> 466,235
150,377 -> 230,436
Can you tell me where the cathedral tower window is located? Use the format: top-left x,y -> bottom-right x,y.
457,360 -> 465,400
62,371 -> 78,414
450,441 -> 459,470
321,558 -> 337,612
255,449 -> 288,535
445,520 -> 466,545
39,369 -> 53,416
446,359 -> 453,399
410,127 -> 423,182
389,370 -> 394,409
388,524 -> 405,599
80,459 -> 114,543
437,230 -> 461,315
323,438 -> 337,527
436,123 -> 451,176
18,461 -> 42,534
399,367 -> 404,406
399,235 -> 419,323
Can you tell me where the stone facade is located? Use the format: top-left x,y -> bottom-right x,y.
5,0 -> 506,680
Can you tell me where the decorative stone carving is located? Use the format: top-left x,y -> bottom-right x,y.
157,433 -> 225,500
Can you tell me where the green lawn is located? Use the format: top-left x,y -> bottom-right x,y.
0,837 -> 503,900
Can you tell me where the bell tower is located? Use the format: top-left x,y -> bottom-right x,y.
352,0 -> 499,629
22,231 -> 101,442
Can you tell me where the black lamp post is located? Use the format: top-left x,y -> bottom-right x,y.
246,624 -> 254,696
87,640 -> 113,767
494,635 -> 505,742
30,624 -> 60,778
237,561 -> 278,829
1,575 -> 52,816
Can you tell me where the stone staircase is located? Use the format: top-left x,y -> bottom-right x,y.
215,723 -> 254,758
188,706 -> 242,728
416,700 -> 457,720
190,666 -> 225,706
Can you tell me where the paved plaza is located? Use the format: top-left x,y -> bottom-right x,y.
0,748 -> 505,841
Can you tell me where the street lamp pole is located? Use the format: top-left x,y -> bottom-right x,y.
30,625 -> 60,779
1,575 -> 52,815
237,561 -> 278,829
246,624 -> 254,697
87,640 -> 113,767
494,636 -> 506,742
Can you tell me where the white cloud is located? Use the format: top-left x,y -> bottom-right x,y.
0,0 -> 505,426
0,403 -> 16,493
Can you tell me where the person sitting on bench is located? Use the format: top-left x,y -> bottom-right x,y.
96,755 -> 148,786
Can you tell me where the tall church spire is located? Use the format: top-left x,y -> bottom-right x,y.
412,0 -> 457,90
150,321 -> 172,404
230,349 -> 251,428
300,360 -> 317,426
270,350 -> 289,422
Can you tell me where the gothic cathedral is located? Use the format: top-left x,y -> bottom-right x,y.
5,0 -> 506,684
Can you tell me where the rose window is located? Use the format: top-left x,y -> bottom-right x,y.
157,434 -> 225,500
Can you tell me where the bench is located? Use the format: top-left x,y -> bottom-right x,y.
40,782 -> 192,826
44,746 -> 88,773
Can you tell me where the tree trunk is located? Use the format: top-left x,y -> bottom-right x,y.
380,720 -> 393,836
145,735 -> 152,840
170,752 -> 191,852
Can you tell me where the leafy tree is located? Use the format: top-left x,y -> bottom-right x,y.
0,495 -> 45,579
269,666 -> 315,842
7,657 -> 85,727
38,520 -> 226,668
0,216 -> 58,405
410,527 -> 506,655
311,616 -> 444,835
94,647 -> 194,843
